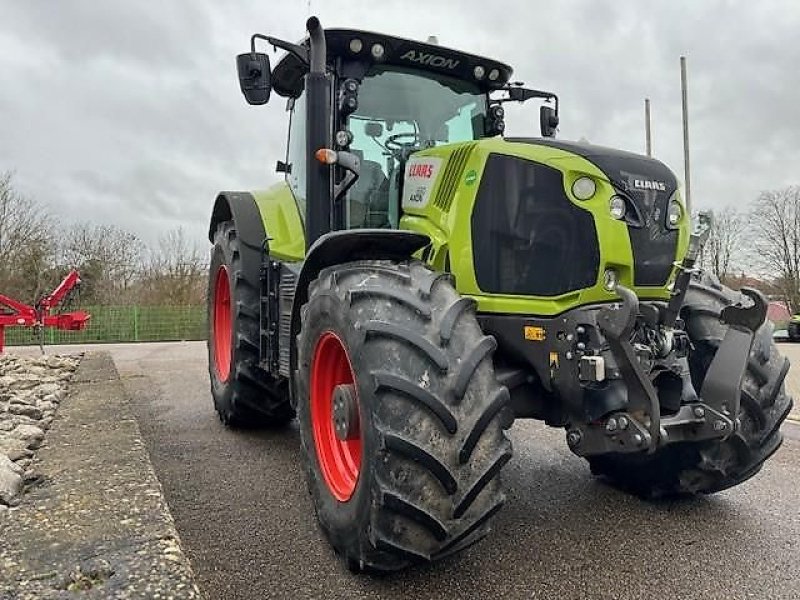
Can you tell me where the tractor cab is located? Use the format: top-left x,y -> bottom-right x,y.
241,27 -> 557,236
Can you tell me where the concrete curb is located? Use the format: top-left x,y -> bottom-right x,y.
0,352 -> 202,599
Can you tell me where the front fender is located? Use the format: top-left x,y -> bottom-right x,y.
289,228 -> 429,385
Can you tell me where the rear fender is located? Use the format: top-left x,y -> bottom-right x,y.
208,191 -> 267,305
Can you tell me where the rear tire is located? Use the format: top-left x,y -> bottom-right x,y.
588,273 -> 793,498
296,260 -> 512,572
207,220 -> 293,427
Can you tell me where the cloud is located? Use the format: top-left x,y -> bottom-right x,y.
1,0 -> 799,250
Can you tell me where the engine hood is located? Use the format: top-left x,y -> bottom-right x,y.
505,138 -> 681,287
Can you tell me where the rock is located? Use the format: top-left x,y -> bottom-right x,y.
34,383 -> 61,397
0,435 -> 32,460
0,453 -> 24,504
5,413 -> 39,428
5,375 -> 41,391
8,403 -> 43,420
9,424 -> 45,449
41,392 -> 61,405
8,392 -> 37,406
37,400 -> 57,413
0,419 -> 14,432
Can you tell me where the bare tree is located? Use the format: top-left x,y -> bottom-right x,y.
701,206 -> 745,284
61,223 -> 144,304
138,227 -> 207,305
750,186 -> 800,312
0,171 -> 55,301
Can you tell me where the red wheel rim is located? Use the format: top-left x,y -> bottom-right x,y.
213,265 -> 232,382
310,332 -> 362,502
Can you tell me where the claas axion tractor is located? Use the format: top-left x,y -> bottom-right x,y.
207,17 -> 793,572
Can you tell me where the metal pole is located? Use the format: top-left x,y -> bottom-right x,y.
644,98 -> 652,157
680,56 -> 691,212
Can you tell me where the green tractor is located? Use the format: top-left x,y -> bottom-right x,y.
207,17 -> 793,572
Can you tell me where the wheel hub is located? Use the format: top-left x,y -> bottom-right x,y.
332,384 -> 359,441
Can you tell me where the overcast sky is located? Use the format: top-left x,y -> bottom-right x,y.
2,0 -> 799,249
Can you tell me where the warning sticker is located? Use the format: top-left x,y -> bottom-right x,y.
524,326 -> 546,341
401,157 -> 443,210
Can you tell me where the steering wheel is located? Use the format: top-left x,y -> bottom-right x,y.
384,132 -> 420,152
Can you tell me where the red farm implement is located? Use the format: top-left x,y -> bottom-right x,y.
0,269 -> 90,353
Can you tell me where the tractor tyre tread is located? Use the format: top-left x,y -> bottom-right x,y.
296,260 -> 512,572
208,220 -> 293,428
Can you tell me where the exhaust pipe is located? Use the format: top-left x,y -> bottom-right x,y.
305,16 -> 331,249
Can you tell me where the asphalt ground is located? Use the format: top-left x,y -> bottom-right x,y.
10,341 -> 800,599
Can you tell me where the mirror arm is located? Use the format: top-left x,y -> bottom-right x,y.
251,34 -> 309,66
497,87 -> 558,111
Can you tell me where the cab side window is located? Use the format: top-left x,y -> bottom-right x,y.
286,94 -> 307,215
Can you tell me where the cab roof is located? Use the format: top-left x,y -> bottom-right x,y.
272,28 -> 513,98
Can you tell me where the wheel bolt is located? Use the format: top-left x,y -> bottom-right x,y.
617,416 -> 629,430
605,418 -> 618,433
633,433 -> 644,446
693,406 -> 705,418
713,420 -> 727,431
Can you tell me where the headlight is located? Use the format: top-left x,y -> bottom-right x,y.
667,199 -> 682,228
371,43 -> 385,60
349,38 -> 363,53
572,177 -> 596,201
609,196 -> 626,220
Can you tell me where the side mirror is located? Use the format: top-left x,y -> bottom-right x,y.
540,105 -> 559,137
236,52 -> 271,105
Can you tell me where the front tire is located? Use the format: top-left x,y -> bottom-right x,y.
207,220 -> 293,427
589,273 -> 793,498
296,260 -> 512,572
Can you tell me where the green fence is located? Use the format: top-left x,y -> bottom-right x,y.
3,305 -> 207,346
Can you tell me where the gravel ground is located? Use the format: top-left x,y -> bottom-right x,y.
0,353 -> 200,599
0,354 -> 79,511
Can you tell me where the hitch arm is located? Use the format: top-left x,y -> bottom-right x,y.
699,287 -> 767,421
597,286 -> 661,452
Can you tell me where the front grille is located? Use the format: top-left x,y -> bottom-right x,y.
432,143 -> 475,213
471,154 -> 600,297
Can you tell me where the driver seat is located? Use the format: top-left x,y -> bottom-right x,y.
349,151 -> 390,228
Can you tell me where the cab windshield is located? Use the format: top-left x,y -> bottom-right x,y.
346,67 -> 487,228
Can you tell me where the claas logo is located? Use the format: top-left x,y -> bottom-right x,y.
408,163 -> 435,178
